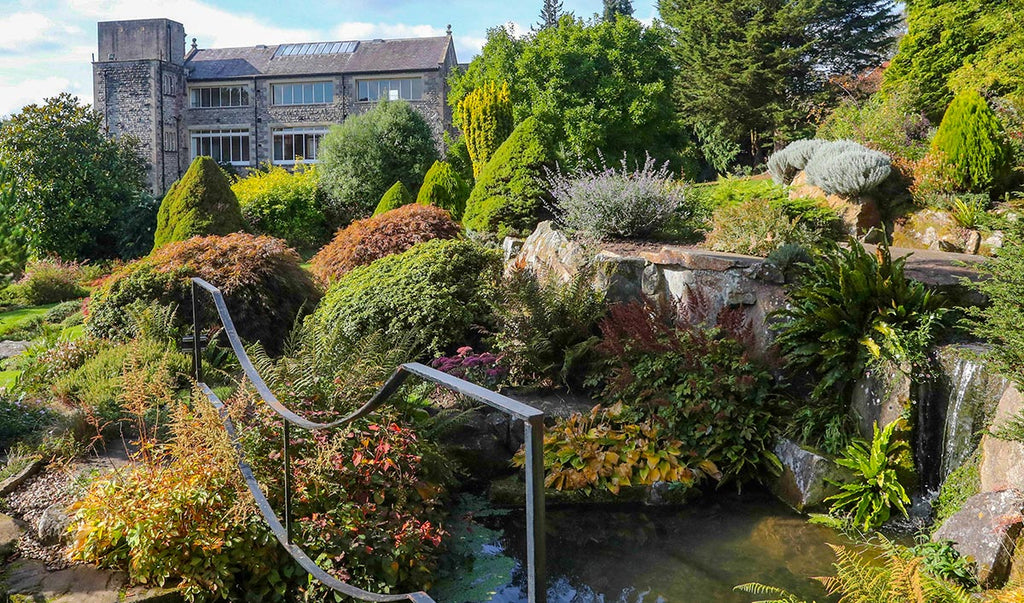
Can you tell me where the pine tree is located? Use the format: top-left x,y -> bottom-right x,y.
535,0 -> 565,30
603,0 -> 633,21
459,81 -> 514,178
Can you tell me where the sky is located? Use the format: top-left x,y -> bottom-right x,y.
0,0 -> 659,117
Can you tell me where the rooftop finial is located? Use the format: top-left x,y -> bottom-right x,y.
446,24 -> 452,36
191,37 -> 198,51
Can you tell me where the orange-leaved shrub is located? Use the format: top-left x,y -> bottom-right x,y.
69,397 -> 288,601
87,233 -> 320,354
309,203 -> 461,285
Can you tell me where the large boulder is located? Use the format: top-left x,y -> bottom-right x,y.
770,439 -> 846,513
789,171 -> 881,237
932,489 -> 1024,588
851,363 -> 911,440
981,385 -> 1024,493
510,221 -> 590,281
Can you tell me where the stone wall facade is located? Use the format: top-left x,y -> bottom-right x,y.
93,18 -> 457,196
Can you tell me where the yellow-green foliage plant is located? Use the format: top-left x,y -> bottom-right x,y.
153,156 -> 244,250
372,181 -> 414,216
459,81 -> 513,178
929,89 -> 1011,193
230,164 -> 327,251
416,160 -> 470,220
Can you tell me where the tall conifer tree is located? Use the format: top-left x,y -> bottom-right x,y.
535,0 -> 565,30
603,0 -> 634,21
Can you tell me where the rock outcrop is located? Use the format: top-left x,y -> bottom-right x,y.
933,489 -> 1024,588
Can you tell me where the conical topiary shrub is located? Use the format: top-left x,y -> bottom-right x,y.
373,181 -> 414,216
462,116 -> 556,237
153,156 -> 245,250
416,160 -> 469,220
929,89 -> 1011,193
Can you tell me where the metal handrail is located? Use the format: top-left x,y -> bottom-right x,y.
188,277 -> 547,603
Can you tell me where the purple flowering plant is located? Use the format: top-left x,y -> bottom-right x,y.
431,347 -> 508,388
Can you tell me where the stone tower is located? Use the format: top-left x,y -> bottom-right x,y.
93,19 -> 188,195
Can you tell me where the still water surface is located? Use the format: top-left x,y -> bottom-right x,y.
470,492 -> 848,603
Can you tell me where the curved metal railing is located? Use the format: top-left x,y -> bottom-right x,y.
187,277 -> 547,603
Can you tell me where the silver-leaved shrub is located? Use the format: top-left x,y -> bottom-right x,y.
546,154 -> 689,239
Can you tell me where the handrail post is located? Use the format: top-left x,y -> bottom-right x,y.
283,421 -> 293,545
190,280 -> 202,383
524,415 -> 546,603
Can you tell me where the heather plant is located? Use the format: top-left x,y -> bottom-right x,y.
704,200 -> 815,257
816,89 -> 934,162
546,153 -> 690,239
430,347 -> 507,389
231,164 -> 328,251
805,148 -> 892,196
8,257 -> 89,305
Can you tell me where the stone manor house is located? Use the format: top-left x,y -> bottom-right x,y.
92,18 -> 459,195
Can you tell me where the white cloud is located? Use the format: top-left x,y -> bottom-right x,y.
64,0 -> 318,47
0,12 -> 81,51
0,76 -> 74,117
331,22 -> 446,41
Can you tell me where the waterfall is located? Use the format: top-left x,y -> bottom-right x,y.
940,359 -> 982,481
914,346 -> 1009,494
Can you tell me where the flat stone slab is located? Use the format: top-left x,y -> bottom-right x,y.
3,559 -> 126,603
0,340 -> 29,359
933,489 -> 1024,588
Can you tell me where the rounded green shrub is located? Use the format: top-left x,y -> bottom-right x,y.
152,156 -> 244,251
88,233 -> 320,354
373,181 -> 414,216
231,164 -> 328,252
930,89 -> 1011,193
306,239 -> 500,357
462,117 -> 556,236
318,101 -> 438,221
416,160 -> 469,220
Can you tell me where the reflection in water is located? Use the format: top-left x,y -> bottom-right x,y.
438,491 -> 849,603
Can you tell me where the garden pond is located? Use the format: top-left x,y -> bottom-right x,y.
434,491 -> 856,603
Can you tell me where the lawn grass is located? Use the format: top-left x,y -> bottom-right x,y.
0,370 -> 18,391
0,304 -> 57,338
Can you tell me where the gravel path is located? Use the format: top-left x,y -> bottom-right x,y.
1,439 -> 130,570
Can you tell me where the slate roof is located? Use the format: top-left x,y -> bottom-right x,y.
185,36 -> 453,81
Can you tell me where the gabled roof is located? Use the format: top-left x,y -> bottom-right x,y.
185,36 -> 453,81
